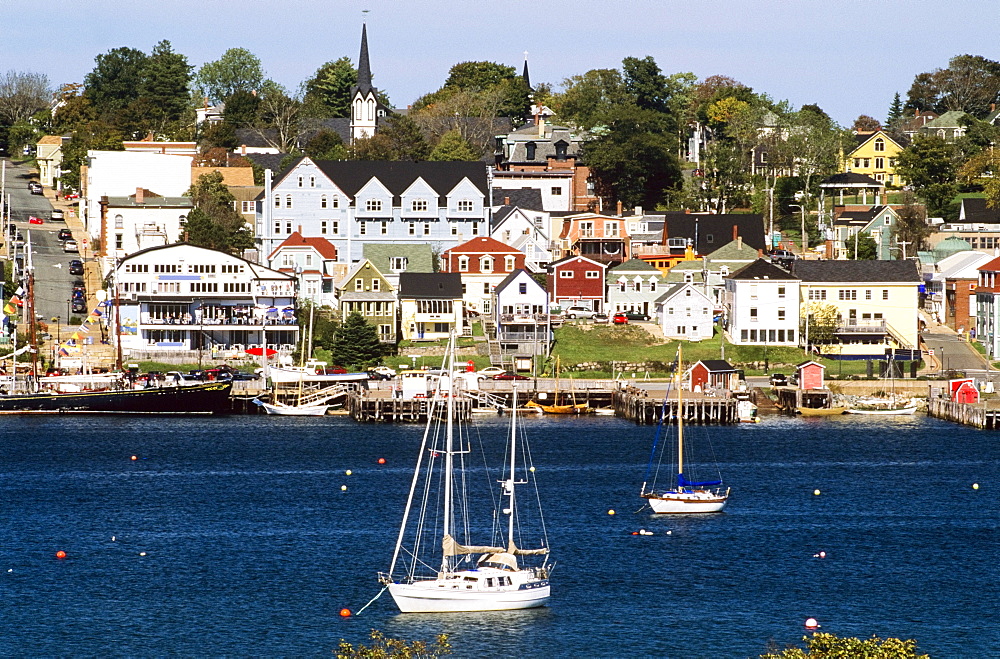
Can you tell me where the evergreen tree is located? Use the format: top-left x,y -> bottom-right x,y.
845,233 -> 878,260
379,114 -> 431,160
223,89 -> 260,127
332,312 -> 383,368
302,57 -> 356,118
140,40 -> 192,126
887,92 -> 903,126
84,47 -> 148,120
428,129 -> 478,161
304,129 -> 348,160
622,55 -> 669,114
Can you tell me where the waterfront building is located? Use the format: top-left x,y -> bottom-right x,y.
607,259 -> 667,317
335,259 -> 398,344
546,255 -> 607,311
723,258 -> 801,347
100,188 -> 193,260
397,273 -> 464,341
361,243 -> 435,290
493,269 -> 551,363
654,283 -> 716,341
440,236 -> 526,316
267,232 -> 340,307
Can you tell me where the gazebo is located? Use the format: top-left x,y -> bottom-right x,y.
820,172 -> 885,207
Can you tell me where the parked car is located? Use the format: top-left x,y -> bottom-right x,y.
28,181 -> 42,194
367,370 -> 393,380
593,312 -> 610,324
71,289 -> 84,301
477,366 -> 506,378
769,250 -> 797,264
71,300 -> 87,313
68,259 -> 84,275
623,310 -> 651,321
612,313 -> 629,325
58,228 -> 73,241
492,371 -> 530,381
63,240 -> 79,253
369,365 -> 397,378
769,373 -> 788,386
563,306 -> 598,319
50,209 -> 65,221
72,280 -> 85,292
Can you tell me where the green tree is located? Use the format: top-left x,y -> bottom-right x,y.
140,40 -> 192,127
887,92 -> 903,127
905,54 -> 1000,116
304,129 -> 348,160
583,105 -> 682,209
895,135 -> 958,217
332,312 -> 383,368
250,80 -> 302,152
84,47 -> 149,120
845,232 -> 878,260
622,56 -> 669,114
379,114 -> 431,161
301,57 -> 356,118
802,302 -> 839,346
550,68 -> 630,130
60,122 -> 125,191
441,61 -> 529,118
200,121 -> 239,150
222,89 -> 260,128
335,630 -> 451,659
428,129 -> 478,161
760,632 -> 928,659
196,48 -> 265,105
892,190 -> 933,253
5,120 -> 37,156
183,171 -> 254,253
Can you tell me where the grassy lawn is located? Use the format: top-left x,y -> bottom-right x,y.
549,323 -> 914,378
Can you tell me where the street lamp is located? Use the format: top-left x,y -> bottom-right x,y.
51,316 -> 60,368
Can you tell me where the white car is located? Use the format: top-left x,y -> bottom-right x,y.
63,240 -> 79,253
477,366 -> 505,378
370,365 -> 397,378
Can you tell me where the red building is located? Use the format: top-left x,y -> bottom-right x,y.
796,361 -> 826,390
440,236 -> 525,274
547,255 -> 607,310
688,360 -> 738,392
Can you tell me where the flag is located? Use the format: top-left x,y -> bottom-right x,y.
14,287 -> 23,297
71,332 -> 80,341
78,324 -> 90,333
59,347 -> 69,356
3,304 -> 14,315
91,309 -> 104,317
9,295 -> 22,306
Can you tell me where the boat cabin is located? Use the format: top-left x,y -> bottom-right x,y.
400,370 -> 431,399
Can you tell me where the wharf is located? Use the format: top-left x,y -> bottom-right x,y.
928,398 -> 1000,429
612,387 -> 738,425
345,392 -> 471,422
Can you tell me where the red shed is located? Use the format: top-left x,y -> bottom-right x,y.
795,360 -> 826,391
950,378 -> 979,404
687,360 -> 737,392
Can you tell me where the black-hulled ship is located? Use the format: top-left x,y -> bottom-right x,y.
0,381 -> 233,414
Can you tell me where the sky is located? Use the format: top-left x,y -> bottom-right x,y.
3,0 -> 1000,127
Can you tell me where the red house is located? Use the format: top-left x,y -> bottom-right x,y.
547,255 -> 607,310
688,360 -> 738,392
796,361 -> 826,391
440,236 -> 525,274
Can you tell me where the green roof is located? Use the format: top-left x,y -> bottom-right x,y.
704,239 -> 760,261
608,258 -> 660,274
362,243 -> 434,274
923,110 -> 970,129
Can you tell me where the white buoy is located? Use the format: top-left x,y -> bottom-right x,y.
139,552 -> 146,557
341,485 -> 347,491
666,530 -> 672,535
529,466 -> 535,472
813,489 -> 821,496
973,483 -> 979,490
111,536 -> 116,542
804,617 -> 820,629
608,509 -> 616,515
345,470 -> 352,476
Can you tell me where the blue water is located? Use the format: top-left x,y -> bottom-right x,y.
2,413 -> 997,657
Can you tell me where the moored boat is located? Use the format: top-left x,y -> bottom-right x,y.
0,381 -> 233,414
797,406 -> 848,416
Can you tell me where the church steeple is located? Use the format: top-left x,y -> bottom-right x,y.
522,51 -> 531,91
356,23 -> 373,95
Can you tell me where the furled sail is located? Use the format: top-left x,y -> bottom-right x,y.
678,473 -> 722,488
442,534 -> 505,556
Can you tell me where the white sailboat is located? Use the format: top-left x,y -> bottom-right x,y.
640,349 -> 730,514
380,337 -> 551,613
253,399 -> 330,416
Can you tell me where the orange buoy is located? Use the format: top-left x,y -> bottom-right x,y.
804,617 -> 820,629
339,608 -> 352,618
55,550 -> 67,559
131,455 -> 138,461
378,458 -> 386,465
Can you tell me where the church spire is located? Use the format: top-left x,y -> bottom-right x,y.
357,23 -> 373,93
522,51 -> 531,91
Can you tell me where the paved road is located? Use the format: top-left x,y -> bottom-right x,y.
921,328 -> 994,379
2,159 -> 80,324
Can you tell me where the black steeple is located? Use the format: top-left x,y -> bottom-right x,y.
356,23 -> 373,95
522,52 -> 531,91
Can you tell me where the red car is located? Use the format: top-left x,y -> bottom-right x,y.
612,313 -> 629,325
492,371 -> 530,381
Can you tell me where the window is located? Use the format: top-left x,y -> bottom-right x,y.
505,256 -> 516,271
604,221 -> 619,236
412,199 -> 428,212
853,158 -> 861,168
321,221 -> 327,234
458,256 -> 469,272
355,278 -> 363,292
305,254 -> 313,266
365,199 -> 383,212
551,187 -> 562,196
457,200 -> 474,212
874,138 -> 885,152
808,289 -> 827,300
481,257 -> 494,273
585,271 -> 599,279
332,196 -> 339,209
274,196 -> 280,208
408,222 -> 416,236
778,308 -> 785,320
750,308 -> 758,321
580,221 -> 594,237
451,223 -> 458,236
875,157 -> 885,169
471,222 -> 480,236
423,223 -> 431,235
115,214 -> 124,229
309,176 -> 315,188
372,279 -> 380,292
778,286 -> 785,299
882,289 -> 889,300
359,222 -> 367,236
683,273 -> 693,284
115,234 -> 123,250
519,282 -> 527,294
241,201 -> 254,213
559,270 -> 573,278
285,195 -> 292,209
483,283 -> 490,294
380,221 -> 388,235
331,221 -> 339,235
285,221 -> 292,234
297,176 -> 303,187
866,289 -> 872,300
863,158 -> 870,168
321,195 -> 328,209
838,289 -> 857,300
390,257 -> 408,271
273,221 -> 281,235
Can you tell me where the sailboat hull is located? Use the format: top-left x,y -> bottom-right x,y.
645,491 -> 728,514
389,578 -> 549,613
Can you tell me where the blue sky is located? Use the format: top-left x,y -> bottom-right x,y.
3,0 -> 999,126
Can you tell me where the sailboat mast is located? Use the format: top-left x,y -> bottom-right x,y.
440,334 -> 456,573
507,385 -> 518,549
677,348 -> 684,481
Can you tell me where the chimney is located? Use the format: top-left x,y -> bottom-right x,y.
135,187 -> 144,204
732,224 -> 738,241
298,225 -> 302,235
634,205 -> 643,217
738,236 -> 743,250
538,117 -> 545,138
504,196 -> 510,205
616,200 -> 623,216
241,144 -> 246,156
685,208 -> 691,214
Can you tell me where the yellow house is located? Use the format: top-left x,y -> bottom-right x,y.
793,260 -> 921,361
36,135 -> 69,188
844,131 -> 908,187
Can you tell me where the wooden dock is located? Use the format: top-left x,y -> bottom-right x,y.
612,389 -> 737,425
345,393 -> 472,423
928,399 -> 1000,429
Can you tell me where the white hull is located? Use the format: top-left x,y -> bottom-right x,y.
646,491 -> 728,514
845,405 -> 917,416
266,368 -> 369,385
256,401 -> 329,416
388,574 -> 549,613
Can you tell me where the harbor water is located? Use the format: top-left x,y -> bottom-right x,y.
2,413 -> 998,657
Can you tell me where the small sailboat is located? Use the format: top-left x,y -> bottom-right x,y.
845,397 -> 917,415
527,356 -> 593,414
253,399 -> 330,416
640,349 -> 729,514
381,335 -> 551,613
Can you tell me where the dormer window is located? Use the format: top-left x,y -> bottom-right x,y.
481,256 -> 494,273
458,256 -> 469,272
684,273 -> 694,284
365,199 -> 382,212
874,138 -> 885,152
457,199 -> 474,212
525,142 -> 537,160
412,199 -> 428,212
554,140 -> 568,160
504,255 -> 516,271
